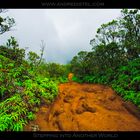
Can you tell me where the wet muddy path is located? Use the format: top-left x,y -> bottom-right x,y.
24,82 -> 140,131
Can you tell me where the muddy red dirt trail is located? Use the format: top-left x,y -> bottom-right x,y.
24,82 -> 140,131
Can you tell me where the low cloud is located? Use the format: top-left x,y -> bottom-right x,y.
0,9 -> 121,64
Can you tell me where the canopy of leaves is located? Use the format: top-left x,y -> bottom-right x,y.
70,9 -> 140,107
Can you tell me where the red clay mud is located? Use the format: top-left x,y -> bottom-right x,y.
24,82 -> 140,131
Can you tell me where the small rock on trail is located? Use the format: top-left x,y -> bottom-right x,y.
24,82 -> 140,131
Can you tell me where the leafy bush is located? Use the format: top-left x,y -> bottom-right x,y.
0,54 -> 59,131
0,12 -> 67,131
70,9 -> 140,108
0,94 -> 28,131
0,74 -> 59,131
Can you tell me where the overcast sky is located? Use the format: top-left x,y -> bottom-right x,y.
0,9 -> 121,64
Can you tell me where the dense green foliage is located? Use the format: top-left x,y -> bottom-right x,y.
34,62 -> 70,83
0,47 -> 59,131
71,9 -> 140,108
0,10 -> 69,130
0,76 -> 58,131
0,36 -> 69,130
1,9 -> 140,131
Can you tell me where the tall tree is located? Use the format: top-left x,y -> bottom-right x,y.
120,9 -> 140,60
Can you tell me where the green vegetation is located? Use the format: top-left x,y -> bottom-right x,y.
0,39 -> 69,130
0,45 -> 60,131
1,9 -> 140,131
70,9 -> 140,107
0,10 -> 69,131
